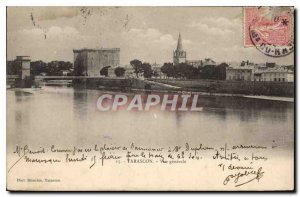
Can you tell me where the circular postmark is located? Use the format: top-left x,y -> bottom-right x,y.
247,7 -> 294,57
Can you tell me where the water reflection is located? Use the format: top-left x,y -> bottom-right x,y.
199,96 -> 292,122
7,86 -> 294,150
73,90 -> 88,120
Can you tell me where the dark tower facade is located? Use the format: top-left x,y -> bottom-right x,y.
173,33 -> 186,65
73,48 -> 120,77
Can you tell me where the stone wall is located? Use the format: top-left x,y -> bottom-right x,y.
73,48 -> 120,77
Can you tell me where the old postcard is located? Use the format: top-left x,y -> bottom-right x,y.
6,6 -> 294,191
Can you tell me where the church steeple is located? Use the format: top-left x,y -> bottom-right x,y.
176,33 -> 183,51
173,33 -> 186,65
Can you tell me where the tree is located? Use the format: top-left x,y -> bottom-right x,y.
173,63 -> 198,79
130,59 -> 143,77
200,65 -> 216,79
141,63 -> 153,78
7,60 -> 21,75
46,61 -> 73,76
57,61 -> 72,71
215,63 -> 229,80
47,61 -> 61,76
100,66 -> 111,77
153,70 -> 159,78
161,63 -> 174,78
161,62 -> 199,79
198,63 -> 228,80
174,63 -> 185,78
30,60 -> 48,76
114,67 -> 125,77
181,63 -> 198,79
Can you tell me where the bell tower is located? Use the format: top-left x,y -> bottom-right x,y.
173,33 -> 186,65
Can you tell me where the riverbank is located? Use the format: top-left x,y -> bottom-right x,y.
150,78 -> 294,98
70,77 -> 294,99
13,81 -> 294,103
129,88 -> 294,103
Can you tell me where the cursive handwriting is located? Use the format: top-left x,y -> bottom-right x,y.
223,167 -> 265,187
8,142 -> 270,189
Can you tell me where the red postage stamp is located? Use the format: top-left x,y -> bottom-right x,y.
244,7 -> 293,47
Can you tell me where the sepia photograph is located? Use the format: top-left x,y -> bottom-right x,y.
6,6 -> 295,191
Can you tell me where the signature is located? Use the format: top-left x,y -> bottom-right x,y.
223,167 -> 264,187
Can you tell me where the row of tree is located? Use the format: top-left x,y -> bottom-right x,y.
7,60 -> 73,76
130,59 -> 156,78
128,59 -> 228,80
7,58 -> 229,80
7,59 -> 128,78
99,66 -> 126,77
160,62 -> 228,80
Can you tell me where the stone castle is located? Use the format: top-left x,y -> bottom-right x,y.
73,48 -> 120,77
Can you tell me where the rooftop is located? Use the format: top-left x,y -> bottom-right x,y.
227,65 -> 254,70
176,33 -> 183,51
73,48 -> 120,52
16,56 -> 30,61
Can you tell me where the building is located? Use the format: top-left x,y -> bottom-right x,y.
15,56 -> 31,79
287,72 -> 294,82
266,62 -> 276,68
255,63 -> 293,82
152,62 -> 164,78
186,58 -> 216,67
226,62 -> 294,82
173,33 -> 186,65
253,69 -> 263,81
73,48 -> 120,77
186,60 -> 202,67
173,34 -> 217,68
61,70 -> 71,76
261,68 -> 294,82
226,66 -> 254,81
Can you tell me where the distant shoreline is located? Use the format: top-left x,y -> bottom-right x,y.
7,84 -> 294,103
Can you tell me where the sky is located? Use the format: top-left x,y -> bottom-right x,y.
7,7 -> 294,65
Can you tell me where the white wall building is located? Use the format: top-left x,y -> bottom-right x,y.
226,63 -> 294,83
226,66 -> 254,81
261,70 -> 294,82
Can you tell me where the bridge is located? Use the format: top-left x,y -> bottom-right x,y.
7,75 -> 20,85
7,75 -> 19,79
34,76 -> 126,80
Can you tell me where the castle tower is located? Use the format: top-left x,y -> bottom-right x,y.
173,33 -> 186,65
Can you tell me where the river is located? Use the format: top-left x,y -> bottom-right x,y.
7,85 -> 294,150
